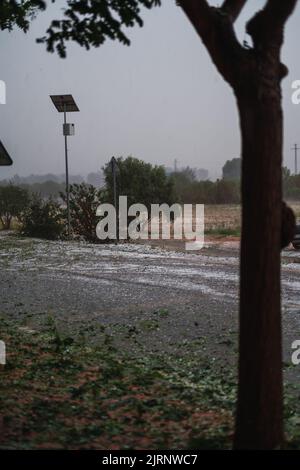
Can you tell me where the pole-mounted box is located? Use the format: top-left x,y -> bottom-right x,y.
63,123 -> 75,136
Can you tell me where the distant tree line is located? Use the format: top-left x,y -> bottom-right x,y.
0,172 -> 105,200
0,179 -> 65,200
3,173 -> 85,185
172,166 -> 240,205
3,160 -> 300,235
2,157 -> 298,241
173,159 -> 300,203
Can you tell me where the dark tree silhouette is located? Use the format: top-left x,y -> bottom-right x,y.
1,0 -> 298,449
176,0 -> 297,449
177,0 -> 298,449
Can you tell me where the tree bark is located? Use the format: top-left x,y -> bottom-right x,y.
234,85 -> 283,449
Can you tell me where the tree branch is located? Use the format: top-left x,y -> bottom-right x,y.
247,0 -> 298,49
178,0 -> 213,39
221,0 -> 248,22
263,0 -> 298,25
179,0 -> 246,86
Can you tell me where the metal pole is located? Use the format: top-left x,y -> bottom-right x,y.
112,157 -> 119,242
295,144 -> 298,175
64,104 -> 70,238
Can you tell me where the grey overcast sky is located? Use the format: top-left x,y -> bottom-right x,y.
1,0 -> 300,180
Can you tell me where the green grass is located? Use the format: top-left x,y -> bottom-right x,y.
1,317 -> 300,449
205,228 -> 241,237
0,317 -> 235,449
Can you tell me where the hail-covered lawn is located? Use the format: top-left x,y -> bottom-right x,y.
1,232 -> 300,448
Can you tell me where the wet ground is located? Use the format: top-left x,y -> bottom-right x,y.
1,232 -> 300,380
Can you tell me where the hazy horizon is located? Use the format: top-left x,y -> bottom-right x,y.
1,0 -> 300,181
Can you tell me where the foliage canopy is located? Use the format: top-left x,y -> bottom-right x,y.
1,0 -> 161,57
103,156 -> 175,210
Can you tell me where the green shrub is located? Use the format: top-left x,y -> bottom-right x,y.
60,183 -> 103,242
21,196 -> 64,240
0,184 -> 30,229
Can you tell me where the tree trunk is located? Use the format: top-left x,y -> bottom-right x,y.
179,0 -> 298,450
234,85 -> 283,449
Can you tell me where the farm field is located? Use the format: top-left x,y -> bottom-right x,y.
204,201 -> 300,236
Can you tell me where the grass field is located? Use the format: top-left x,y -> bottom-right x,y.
204,205 -> 241,237
204,201 -> 300,237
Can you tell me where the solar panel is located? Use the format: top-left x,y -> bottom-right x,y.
0,140 -> 12,166
50,94 -> 79,113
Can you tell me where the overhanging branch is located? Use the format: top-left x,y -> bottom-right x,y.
179,0 -> 246,86
247,0 -> 298,48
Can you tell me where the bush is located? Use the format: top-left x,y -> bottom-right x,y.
0,184 -> 30,229
214,179 -> 240,204
60,183 -> 103,242
21,196 -> 64,240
